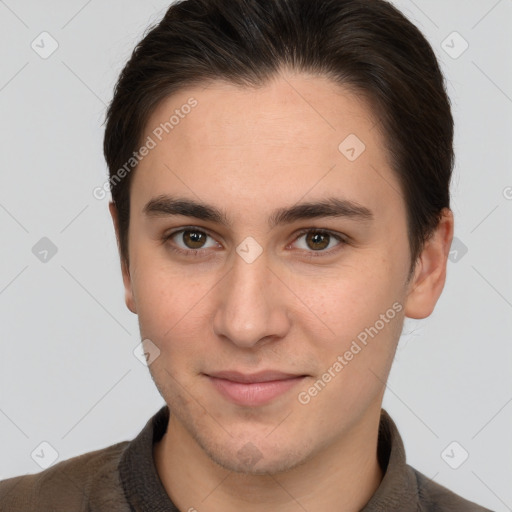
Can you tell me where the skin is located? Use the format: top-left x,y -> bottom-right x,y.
109,69 -> 454,511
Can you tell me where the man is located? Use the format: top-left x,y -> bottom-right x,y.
0,0 -> 493,510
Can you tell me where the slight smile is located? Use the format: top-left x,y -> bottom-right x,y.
204,370 -> 309,407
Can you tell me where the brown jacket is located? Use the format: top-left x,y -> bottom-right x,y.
0,406 -> 493,511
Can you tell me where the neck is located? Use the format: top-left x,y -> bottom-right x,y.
154,407 -> 384,511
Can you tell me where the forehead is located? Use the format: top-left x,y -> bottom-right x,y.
145,72 -> 381,153
131,71 -> 403,223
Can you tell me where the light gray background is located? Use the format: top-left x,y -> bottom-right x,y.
0,1 -> 511,510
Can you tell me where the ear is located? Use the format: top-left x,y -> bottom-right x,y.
109,201 -> 137,314
404,208 -> 454,319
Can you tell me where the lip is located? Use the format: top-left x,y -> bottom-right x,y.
205,370 -> 307,407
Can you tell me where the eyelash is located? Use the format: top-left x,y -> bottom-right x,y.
162,226 -> 347,259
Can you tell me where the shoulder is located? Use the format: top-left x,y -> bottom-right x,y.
411,465 -> 494,511
0,440 -> 131,512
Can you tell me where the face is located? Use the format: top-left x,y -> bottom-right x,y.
116,70 -> 431,475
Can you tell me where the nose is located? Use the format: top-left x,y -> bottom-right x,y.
212,248 -> 291,349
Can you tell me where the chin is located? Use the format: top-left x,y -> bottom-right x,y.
200,437 -> 313,476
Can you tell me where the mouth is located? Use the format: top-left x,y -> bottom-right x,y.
204,370 -> 308,407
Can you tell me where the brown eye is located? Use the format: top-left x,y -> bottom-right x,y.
292,229 -> 346,256
182,230 -> 207,249
164,228 -> 219,255
305,231 -> 330,251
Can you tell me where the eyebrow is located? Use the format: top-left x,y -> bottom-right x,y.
143,194 -> 374,229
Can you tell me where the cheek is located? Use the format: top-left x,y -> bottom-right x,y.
135,270 -> 205,337
296,268 -> 404,425
129,245 -> 183,324
309,259 -> 400,339
134,272 -> 208,389
130,254 -> 220,372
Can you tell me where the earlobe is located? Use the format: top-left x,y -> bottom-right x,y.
404,208 -> 454,319
108,202 -> 137,314
121,260 -> 137,315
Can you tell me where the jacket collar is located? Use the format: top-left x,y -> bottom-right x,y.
119,406 -> 419,511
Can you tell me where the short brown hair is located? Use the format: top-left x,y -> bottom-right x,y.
103,0 -> 454,278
